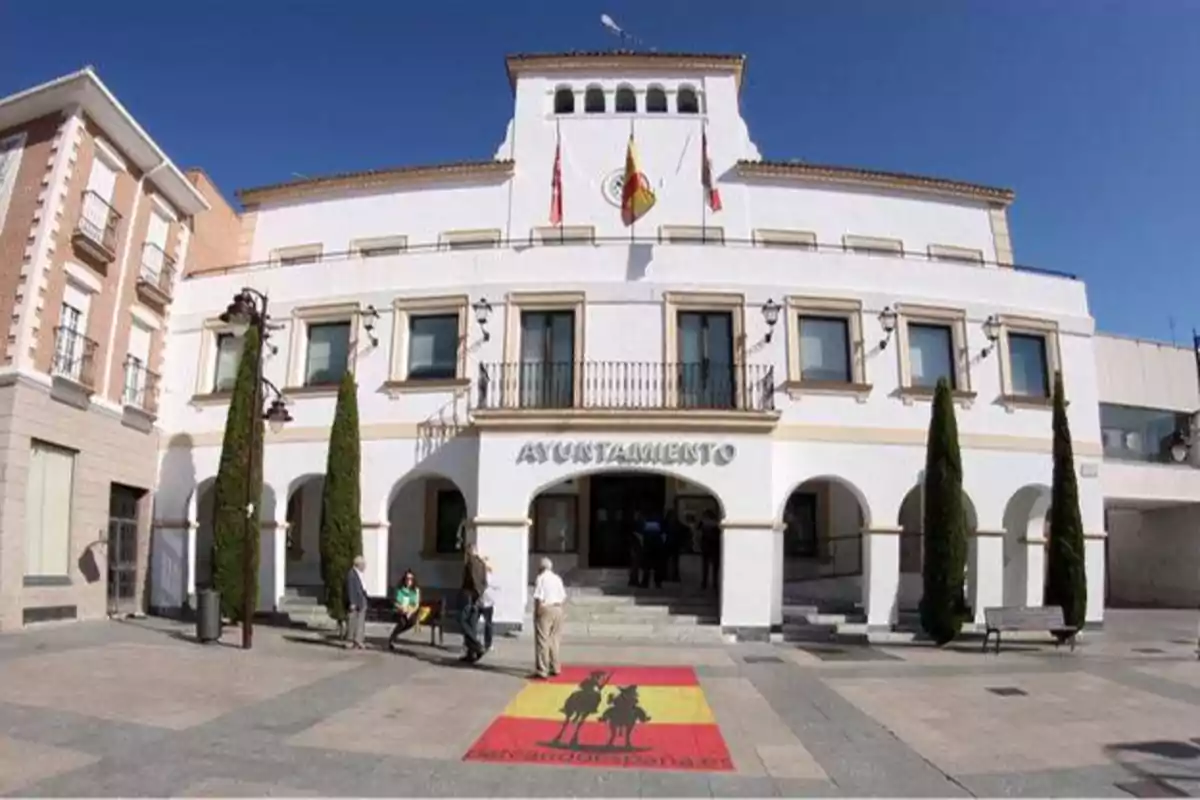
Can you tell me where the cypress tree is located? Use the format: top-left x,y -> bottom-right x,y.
1045,371 -> 1087,629
210,327 -> 264,621
319,371 -> 363,623
919,378 -> 969,645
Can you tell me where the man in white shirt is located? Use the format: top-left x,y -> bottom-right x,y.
531,557 -> 566,679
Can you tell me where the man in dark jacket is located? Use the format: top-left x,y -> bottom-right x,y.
459,543 -> 489,662
699,510 -> 721,591
345,556 -> 369,650
639,513 -> 666,589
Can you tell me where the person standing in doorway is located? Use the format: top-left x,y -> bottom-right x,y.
627,512 -> 645,588
459,543 -> 488,663
345,555 -> 369,650
531,557 -> 566,679
640,512 -> 666,589
663,508 -> 684,583
699,510 -> 722,592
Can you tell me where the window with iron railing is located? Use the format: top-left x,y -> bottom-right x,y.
122,355 -> 160,414
75,190 -> 121,254
140,242 -> 176,294
51,325 -> 99,388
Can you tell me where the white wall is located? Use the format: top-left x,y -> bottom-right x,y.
1094,334 -> 1199,412
1107,505 -> 1200,608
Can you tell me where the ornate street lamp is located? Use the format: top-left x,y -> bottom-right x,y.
980,315 -> 1003,358
761,298 -> 781,343
877,306 -> 898,350
473,297 -> 493,342
218,287 -> 290,650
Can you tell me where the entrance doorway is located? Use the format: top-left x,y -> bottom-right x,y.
107,484 -> 142,616
588,473 -> 667,567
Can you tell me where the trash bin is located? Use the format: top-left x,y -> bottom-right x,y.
196,589 -> 221,644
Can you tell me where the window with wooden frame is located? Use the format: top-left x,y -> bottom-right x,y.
351,235 -> 408,258
439,228 -> 501,251
387,295 -> 468,394
928,244 -> 985,265
753,229 -> 817,251
501,292 -> 586,409
662,292 -> 745,410
193,319 -> 240,399
783,296 -> 870,400
843,234 -> 903,257
660,225 -> 725,245
895,304 -> 974,403
272,243 -> 323,266
997,315 -> 1061,408
286,303 -> 360,392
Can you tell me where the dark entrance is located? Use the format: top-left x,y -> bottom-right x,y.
588,473 -> 667,568
107,484 -> 142,617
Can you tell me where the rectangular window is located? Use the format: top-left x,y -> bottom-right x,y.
441,230 -> 501,251
677,310 -> 735,408
0,133 -> 26,229
435,489 -> 467,554
352,235 -> 408,258
928,244 -> 984,264
407,314 -> 459,380
520,310 -> 576,408
844,235 -> 903,257
273,244 -> 323,266
660,225 -> 725,245
1100,403 -> 1192,464
908,323 -> 955,389
754,229 -> 817,250
798,315 -> 851,383
213,333 -> 241,392
304,322 -> 351,386
534,226 -> 595,246
531,495 -> 578,553
24,441 -> 76,579
1008,333 -> 1050,398
53,303 -> 84,378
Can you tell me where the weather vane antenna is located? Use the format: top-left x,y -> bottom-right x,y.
600,14 -> 656,52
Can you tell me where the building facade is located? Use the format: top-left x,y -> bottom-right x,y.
0,69 -> 210,631
149,52 -> 1112,638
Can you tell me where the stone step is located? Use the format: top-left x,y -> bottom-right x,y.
555,612 -> 717,626
518,620 -> 724,643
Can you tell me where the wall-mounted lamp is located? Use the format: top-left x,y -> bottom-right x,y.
473,297 -> 493,341
264,395 -> 293,435
360,305 -> 380,347
1169,428 -> 1195,464
761,298 -> 781,343
878,306 -> 898,350
979,314 -> 1002,358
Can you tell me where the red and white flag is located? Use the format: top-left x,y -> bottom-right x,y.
701,127 -> 722,213
549,131 -> 563,226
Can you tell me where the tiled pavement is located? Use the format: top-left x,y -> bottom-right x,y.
0,610 -> 1197,797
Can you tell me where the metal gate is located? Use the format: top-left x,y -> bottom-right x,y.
107,485 -> 141,617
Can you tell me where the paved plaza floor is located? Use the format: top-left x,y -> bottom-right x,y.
0,610 -> 1198,797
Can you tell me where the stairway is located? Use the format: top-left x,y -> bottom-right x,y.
277,586 -> 339,630
521,569 -> 724,643
780,595 -> 917,645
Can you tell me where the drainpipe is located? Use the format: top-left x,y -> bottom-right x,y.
1194,330 -> 1200,660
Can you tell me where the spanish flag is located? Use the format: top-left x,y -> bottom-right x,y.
620,135 -> 656,227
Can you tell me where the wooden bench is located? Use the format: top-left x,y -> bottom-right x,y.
365,595 -> 447,647
982,606 -> 1077,654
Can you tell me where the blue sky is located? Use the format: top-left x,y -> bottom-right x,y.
3,1 -> 1196,340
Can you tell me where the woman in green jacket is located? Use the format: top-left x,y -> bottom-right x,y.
388,570 -> 423,650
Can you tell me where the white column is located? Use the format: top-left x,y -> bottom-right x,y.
1023,536 -> 1046,606
1084,534 -> 1106,623
720,524 -> 775,636
258,521 -> 286,612
861,529 -> 900,627
149,524 -> 192,612
969,531 -> 1004,624
361,522 -> 389,596
184,522 -> 198,607
770,526 -> 784,630
473,521 -> 529,629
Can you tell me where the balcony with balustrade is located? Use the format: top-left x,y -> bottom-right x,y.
50,326 -> 99,407
136,243 -> 176,308
71,190 -> 122,267
472,360 -> 779,431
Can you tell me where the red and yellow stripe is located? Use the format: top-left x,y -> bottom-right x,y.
464,665 -> 733,772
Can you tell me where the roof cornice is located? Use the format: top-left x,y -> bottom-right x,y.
736,160 -> 1014,206
0,68 -> 209,215
505,51 -> 745,93
236,160 -> 515,207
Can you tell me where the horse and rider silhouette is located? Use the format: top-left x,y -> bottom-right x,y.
549,670 -> 653,752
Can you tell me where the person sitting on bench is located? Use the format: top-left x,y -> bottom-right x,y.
388,570 -> 428,650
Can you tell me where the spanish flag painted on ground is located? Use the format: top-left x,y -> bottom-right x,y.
464,665 -> 733,772
620,136 -> 657,227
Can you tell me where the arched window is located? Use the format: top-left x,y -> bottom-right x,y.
646,86 -> 667,113
584,86 -> 606,113
554,87 -> 575,114
615,85 -> 636,113
677,86 -> 699,114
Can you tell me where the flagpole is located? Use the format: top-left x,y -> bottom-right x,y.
701,117 -> 707,242
557,118 -> 564,244
629,118 -> 635,245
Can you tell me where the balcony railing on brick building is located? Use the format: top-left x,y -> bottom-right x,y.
136,243 -> 176,306
475,361 -> 776,413
51,326 -> 99,390
72,190 -> 122,264
122,356 -> 160,415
